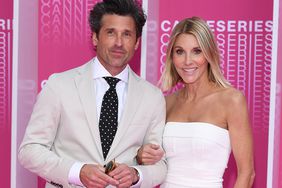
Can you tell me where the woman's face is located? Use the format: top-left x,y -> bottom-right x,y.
172,33 -> 209,84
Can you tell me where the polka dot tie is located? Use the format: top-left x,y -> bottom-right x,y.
99,77 -> 120,159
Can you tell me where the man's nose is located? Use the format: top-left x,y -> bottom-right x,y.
115,35 -> 123,46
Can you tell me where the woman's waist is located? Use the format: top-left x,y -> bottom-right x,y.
165,172 -> 223,187
167,165 -> 225,180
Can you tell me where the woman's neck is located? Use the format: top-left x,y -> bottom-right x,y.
180,79 -> 216,102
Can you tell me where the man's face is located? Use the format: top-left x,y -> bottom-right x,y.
92,14 -> 140,76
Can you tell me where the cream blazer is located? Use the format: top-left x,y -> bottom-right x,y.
18,59 -> 167,188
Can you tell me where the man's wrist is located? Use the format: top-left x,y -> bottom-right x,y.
68,162 -> 85,186
132,168 -> 140,185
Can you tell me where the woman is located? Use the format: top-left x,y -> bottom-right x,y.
136,17 -> 255,188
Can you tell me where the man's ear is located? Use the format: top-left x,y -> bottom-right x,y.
134,37 -> 140,50
92,33 -> 98,46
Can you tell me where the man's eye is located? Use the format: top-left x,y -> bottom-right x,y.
123,32 -> 132,37
107,30 -> 114,35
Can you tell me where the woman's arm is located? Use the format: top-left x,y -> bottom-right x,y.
227,90 -> 255,188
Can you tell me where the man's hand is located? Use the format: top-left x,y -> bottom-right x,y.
80,164 -> 119,188
108,164 -> 139,188
136,144 -> 164,165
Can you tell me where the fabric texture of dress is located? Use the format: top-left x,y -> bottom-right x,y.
161,122 -> 231,188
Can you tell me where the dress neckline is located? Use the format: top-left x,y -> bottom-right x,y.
166,122 -> 228,132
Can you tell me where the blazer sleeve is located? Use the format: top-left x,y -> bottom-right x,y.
134,89 -> 167,188
18,75 -> 75,187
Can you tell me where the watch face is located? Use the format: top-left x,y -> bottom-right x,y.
104,159 -> 117,174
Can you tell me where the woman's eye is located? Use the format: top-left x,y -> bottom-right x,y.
193,48 -> 202,54
175,49 -> 184,55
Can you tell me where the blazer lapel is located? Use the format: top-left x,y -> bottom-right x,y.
107,69 -> 144,159
74,61 -> 103,159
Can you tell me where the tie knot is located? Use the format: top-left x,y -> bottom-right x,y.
103,77 -> 120,89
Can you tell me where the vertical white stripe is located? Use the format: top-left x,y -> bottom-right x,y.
267,0 -> 279,187
140,0 -> 148,79
11,0 -> 19,187
248,36 -> 252,107
8,33 -> 10,69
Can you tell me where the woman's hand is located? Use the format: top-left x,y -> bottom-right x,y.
136,143 -> 164,165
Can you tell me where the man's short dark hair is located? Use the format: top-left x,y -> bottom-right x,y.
89,0 -> 147,38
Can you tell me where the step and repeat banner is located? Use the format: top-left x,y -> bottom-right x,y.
6,0 -> 281,187
37,1 -> 141,186
275,4 -> 282,187
144,0 -> 273,187
0,0 -> 12,188
38,0 -> 141,90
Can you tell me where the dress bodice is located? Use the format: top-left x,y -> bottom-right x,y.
161,122 -> 231,188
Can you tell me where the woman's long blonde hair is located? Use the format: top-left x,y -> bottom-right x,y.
160,17 -> 230,91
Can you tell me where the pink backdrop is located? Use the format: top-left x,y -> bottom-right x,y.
37,1 -> 141,187
0,0 -> 12,188
145,0 -> 273,187
38,0 -> 141,90
277,1 -> 282,186
38,0 -> 272,187
6,0 -> 277,187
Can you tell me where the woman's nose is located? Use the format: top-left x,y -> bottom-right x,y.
184,54 -> 193,65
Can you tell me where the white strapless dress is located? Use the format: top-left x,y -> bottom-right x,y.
161,122 -> 231,188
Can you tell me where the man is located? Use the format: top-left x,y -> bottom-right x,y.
18,0 -> 167,187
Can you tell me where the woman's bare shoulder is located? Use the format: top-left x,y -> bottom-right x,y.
219,87 -> 247,108
165,93 -> 175,104
165,91 -> 179,108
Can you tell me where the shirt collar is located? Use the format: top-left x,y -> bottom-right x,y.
92,57 -> 129,83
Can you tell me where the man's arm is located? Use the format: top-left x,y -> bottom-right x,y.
134,90 -> 167,187
18,75 -> 74,187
